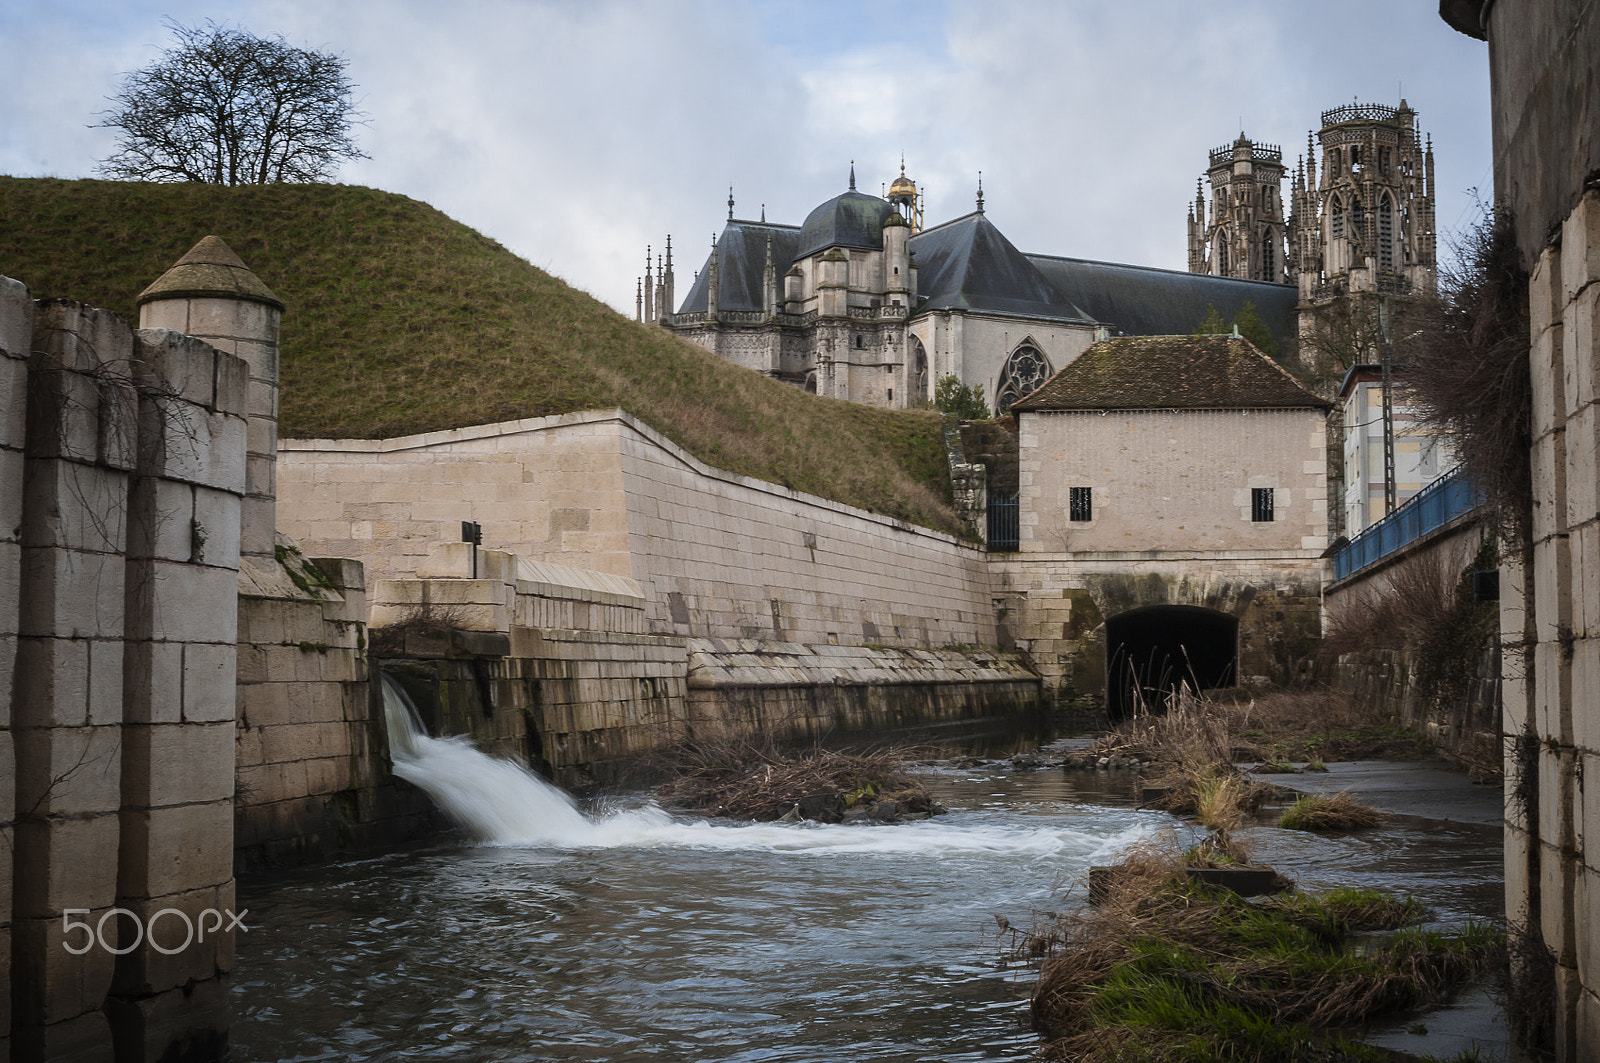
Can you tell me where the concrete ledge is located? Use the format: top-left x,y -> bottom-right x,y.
685,639 -> 1037,690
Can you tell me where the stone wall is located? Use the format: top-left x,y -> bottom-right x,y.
1018,407 -> 1328,553
2,281 -> 246,1061
989,554 -> 1324,722
278,409 -> 999,648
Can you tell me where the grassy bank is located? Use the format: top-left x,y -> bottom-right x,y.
0,177 -> 961,534
1027,842 -> 1502,1061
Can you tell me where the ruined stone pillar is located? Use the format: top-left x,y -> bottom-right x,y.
12,298 -> 138,1061
137,237 -> 284,564
0,275 -> 32,1063
106,325 -> 249,1060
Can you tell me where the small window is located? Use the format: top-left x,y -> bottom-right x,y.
887,389 -> 893,402
1252,488 -> 1275,522
1069,487 -> 1093,522
855,335 -> 863,348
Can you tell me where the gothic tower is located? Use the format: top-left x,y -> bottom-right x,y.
1188,134 -> 1289,283
1289,100 -> 1436,369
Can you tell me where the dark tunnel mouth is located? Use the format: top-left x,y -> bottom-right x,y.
1104,605 -> 1239,720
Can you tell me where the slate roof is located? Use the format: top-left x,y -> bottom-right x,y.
677,220 -> 801,313
1026,254 -> 1298,346
908,212 -> 1093,322
674,199 -> 1302,357
797,190 -> 897,258
1009,334 -> 1328,412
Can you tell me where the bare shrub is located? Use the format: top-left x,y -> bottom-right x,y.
368,601 -> 469,657
1406,206 -> 1533,553
654,740 -> 936,822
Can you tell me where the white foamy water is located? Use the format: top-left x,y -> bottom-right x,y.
381,672 -> 1150,857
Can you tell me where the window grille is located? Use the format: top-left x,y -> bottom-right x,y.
1251,488 -> 1275,522
1069,487 -> 1093,522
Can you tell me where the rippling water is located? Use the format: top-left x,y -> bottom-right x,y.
229,762 -> 1505,1062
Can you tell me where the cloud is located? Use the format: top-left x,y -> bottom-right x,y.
1,0 -> 1490,312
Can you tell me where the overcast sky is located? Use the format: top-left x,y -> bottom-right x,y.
2,1 -> 1491,315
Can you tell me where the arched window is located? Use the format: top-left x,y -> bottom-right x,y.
804,371 -> 817,394
1350,193 -> 1364,235
1260,229 -> 1276,282
1329,195 -> 1344,240
1378,193 -> 1395,271
996,344 -> 1052,414
911,337 -> 928,400
1217,230 -> 1230,275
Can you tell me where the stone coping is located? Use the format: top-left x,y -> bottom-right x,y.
685,638 -> 1038,690
281,408 -> 978,550
516,557 -> 645,605
988,548 -> 1329,563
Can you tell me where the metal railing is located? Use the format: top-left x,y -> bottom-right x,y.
1332,467 -> 1482,581
987,494 -> 1019,552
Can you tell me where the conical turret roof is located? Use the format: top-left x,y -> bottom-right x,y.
137,234 -> 284,310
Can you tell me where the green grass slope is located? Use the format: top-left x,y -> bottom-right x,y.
0,177 -> 960,534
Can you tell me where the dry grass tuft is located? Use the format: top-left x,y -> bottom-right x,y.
1278,790 -> 1390,832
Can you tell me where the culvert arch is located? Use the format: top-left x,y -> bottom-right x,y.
1104,605 -> 1238,720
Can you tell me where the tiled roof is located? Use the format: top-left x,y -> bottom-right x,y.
1010,334 -> 1328,411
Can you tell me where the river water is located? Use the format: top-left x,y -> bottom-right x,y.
228,692 -> 1505,1061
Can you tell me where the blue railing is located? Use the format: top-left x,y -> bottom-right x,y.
987,494 -> 1019,552
1333,467 -> 1483,581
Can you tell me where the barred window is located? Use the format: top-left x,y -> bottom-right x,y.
1069,487 -> 1093,522
1251,488 -> 1275,522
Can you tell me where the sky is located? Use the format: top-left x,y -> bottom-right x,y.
1,1 -> 1492,316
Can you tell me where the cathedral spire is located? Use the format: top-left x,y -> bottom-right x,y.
976,171 -> 984,214
728,186 -> 734,221
849,161 -> 856,191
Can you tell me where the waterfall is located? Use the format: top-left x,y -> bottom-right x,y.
378,671 -> 1154,858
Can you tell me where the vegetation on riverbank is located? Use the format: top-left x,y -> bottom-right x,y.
653,741 -> 941,823
1027,843 -> 1502,1061
1279,790 -> 1390,832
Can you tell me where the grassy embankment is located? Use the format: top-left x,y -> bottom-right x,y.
0,177 -> 961,535
1026,842 -> 1501,1061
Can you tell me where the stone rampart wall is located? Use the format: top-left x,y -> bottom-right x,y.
278,409 -> 998,648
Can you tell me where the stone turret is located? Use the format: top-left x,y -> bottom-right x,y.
137,236 -> 284,563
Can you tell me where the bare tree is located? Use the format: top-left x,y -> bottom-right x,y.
96,20 -> 367,184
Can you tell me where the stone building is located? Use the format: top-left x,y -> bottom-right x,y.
1187,134 -> 1290,283
642,165 -> 1299,412
999,333 -> 1330,716
1440,0 -> 1600,1056
1290,101 -> 1438,373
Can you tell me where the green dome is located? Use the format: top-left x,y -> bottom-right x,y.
797,190 -> 895,258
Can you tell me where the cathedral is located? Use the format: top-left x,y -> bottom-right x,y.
637,100 -> 1435,413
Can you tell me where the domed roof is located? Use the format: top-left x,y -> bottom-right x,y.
888,174 -> 917,198
797,190 -> 896,258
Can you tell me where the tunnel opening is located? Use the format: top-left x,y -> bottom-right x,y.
1104,605 -> 1238,720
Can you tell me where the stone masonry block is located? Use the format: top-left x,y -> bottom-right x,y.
87,637 -> 123,726
120,722 -> 234,808
124,640 -> 184,726
145,561 -> 238,644
1532,244 -> 1564,340
22,458 -> 128,552
24,364 -> 101,464
12,813 -> 121,917
111,883 -> 230,996
14,724 -> 121,817
0,274 -> 32,357
11,913 -> 117,1031
192,485 -> 242,570
127,477 -> 194,562
116,799 -> 233,897
133,328 -> 216,408
20,545 -> 125,640
1561,189 -> 1600,305
11,636 -> 88,728
216,349 -> 249,415
182,642 -> 237,723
